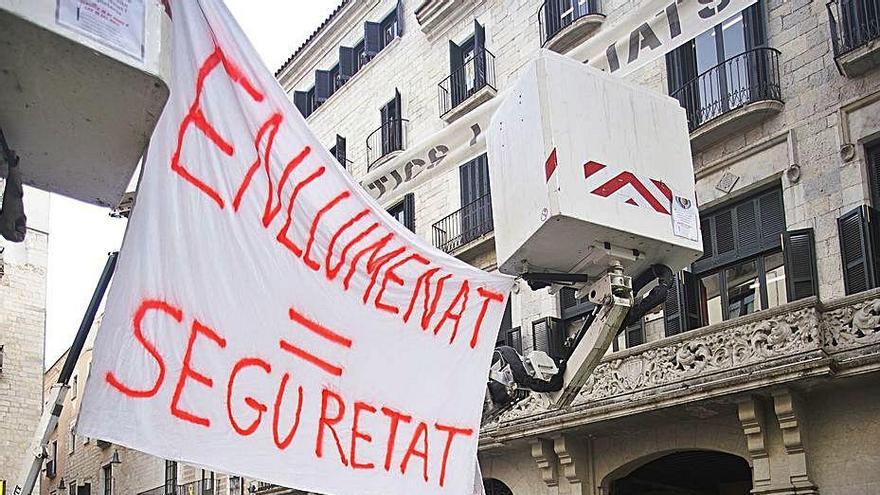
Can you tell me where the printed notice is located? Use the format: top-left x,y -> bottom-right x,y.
672,195 -> 700,242
57,0 -> 146,60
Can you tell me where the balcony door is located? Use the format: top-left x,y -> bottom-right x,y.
460,154 -> 491,245
380,90 -> 402,156
449,21 -> 487,109
667,2 -> 765,126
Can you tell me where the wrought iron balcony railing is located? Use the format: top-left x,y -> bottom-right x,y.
438,48 -> 496,117
828,0 -> 880,57
366,118 -> 408,170
137,485 -> 173,495
670,47 -> 782,132
539,0 -> 603,46
432,193 -> 493,254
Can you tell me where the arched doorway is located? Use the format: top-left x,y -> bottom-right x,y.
483,478 -> 513,495
610,450 -> 751,495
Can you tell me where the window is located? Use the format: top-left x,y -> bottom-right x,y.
387,193 -> 415,232
448,21 -> 488,109
46,441 -> 58,478
164,461 -> 177,495
695,251 -> 785,325
667,186 -> 818,334
329,135 -> 347,169
459,154 -> 492,244
352,41 -> 366,74
379,90 -> 403,157
69,481 -> 76,495
69,424 -> 76,455
70,375 -> 77,400
102,466 -> 112,495
666,1 -> 768,126
379,9 -> 400,48
228,477 -> 244,495
201,471 -> 214,495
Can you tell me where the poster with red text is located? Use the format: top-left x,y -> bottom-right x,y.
76,2 -> 513,495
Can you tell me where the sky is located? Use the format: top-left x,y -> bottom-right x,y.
43,0 -> 340,368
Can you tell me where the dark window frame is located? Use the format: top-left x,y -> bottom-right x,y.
694,248 -> 784,323
102,465 -> 112,495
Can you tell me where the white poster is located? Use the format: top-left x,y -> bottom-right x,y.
56,0 -> 146,60
76,2 -> 513,495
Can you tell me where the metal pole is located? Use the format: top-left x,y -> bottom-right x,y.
13,251 -> 119,495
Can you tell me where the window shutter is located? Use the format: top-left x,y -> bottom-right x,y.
339,46 -> 355,83
624,321 -> 645,347
293,91 -> 310,117
396,0 -> 404,36
867,142 -> 880,209
838,205 -> 877,295
315,70 -> 332,104
758,189 -> 786,247
664,274 -> 683,336
714,210 -> 735,255
736,200 -> 759,253
783,228 -> 818,301
402,193 -> 415,232
335,135 -> 346,168
532,317 -> 564,359
365,21 -> 382,58
507,327 -> 522,354
393,88 -> 402,120
699,218 -> 713,260
449,40 -> 464,107
664,272 -> 703,336
474,20 -> 487,88
681,271 -> 704,330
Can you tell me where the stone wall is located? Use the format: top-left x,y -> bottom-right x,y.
0,185 -> 50,485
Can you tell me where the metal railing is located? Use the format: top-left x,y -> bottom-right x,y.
438,49 -> 496,117
366,118 -> 408,170
432,193 -> 493,254
670,47 -> 782,132
539,0 -> 603,46
828,0 -> 880,57
137,485 -> 171,495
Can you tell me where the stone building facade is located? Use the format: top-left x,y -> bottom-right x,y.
1,185 -> 50,491
268,0 -> 880,493
40,335 -> 253,495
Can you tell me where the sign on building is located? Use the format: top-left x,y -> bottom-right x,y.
56,0 -> 146,60
75,2 -> 512,495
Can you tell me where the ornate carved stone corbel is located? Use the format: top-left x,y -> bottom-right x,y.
737,395 -> 771,489
772,389 -> 819,494
531,438 -> 559,487
553,434 -> 590,495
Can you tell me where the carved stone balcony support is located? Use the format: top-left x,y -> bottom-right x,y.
480,288 -> 880,449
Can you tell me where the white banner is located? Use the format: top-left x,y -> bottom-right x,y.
76,2 -> 513,495
361,0 -> 756,206
56,0 -> 146,60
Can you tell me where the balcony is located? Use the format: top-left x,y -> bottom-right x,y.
432,193 -> 493,255
178,481 -> 212,495
539,0 -> 605,54
366,118 -> 408,171
481,288 -> 880,445
828,0 -> 880,77
137,485 -> 172,495
671,47 -> 783,151
438,49 -> 497,122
